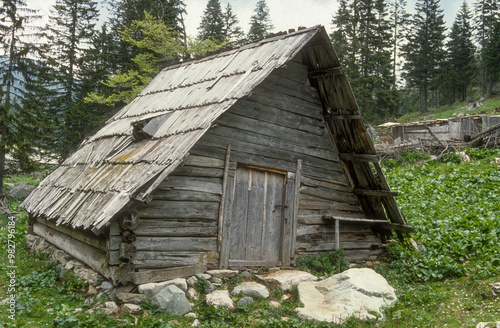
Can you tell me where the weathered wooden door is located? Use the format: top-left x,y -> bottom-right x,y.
228,167 -> 286,267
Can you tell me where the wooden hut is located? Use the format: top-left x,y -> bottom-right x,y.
22,26 -> 412,285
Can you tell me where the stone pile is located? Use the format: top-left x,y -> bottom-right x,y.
25,234 -> 402,325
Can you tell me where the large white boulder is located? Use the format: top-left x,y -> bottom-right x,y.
231,282 -> 269,300
206,290 -> 235,310
295,268 -> 397,324
138,278 -> 188,299
257,270 -> 317,291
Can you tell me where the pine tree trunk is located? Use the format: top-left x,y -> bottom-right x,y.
419,87 -> 428,113
0,141 -> 5,195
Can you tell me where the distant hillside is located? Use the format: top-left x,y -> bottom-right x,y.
395,94 -> 500,124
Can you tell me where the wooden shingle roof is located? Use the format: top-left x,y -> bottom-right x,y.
21,26 -> 322,231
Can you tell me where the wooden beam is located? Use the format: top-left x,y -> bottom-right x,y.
33,223 -> 109,277
308,67 -> 343,78
324,114 -> 361,120
322,215 -> 389,224
382,223 -> 415,233
334,219 -> 340,250
322,215 -> 414,233
228,260 -> 281,268
219,173 -> 235,269
353,188 -> 399,197
289,159 -> 302,261
218,145 -> 231,253
120,213 -> 139,231
36,217 -> 106,251
133,264 -> 206,284
338,153 -> 380,162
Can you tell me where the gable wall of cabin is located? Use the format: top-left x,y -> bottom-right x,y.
119,59 -> 384,282
209,59 -> 382,262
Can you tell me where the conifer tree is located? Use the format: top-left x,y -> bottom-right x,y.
474,0 -> 499,96
197,0 -> 225,42
248,0 -> 273,42
389,0 -> 410,88
402,0 -> 446,113
86,13 -> 223,108
110,0 -> 187,70
222,3 -> 243,43
44,0 -> 99,156
445,1 -> 475,102
330,0 -> 352,64
0,0 -> 44,190
331,0 -> 398,122
484,20 -> 500,92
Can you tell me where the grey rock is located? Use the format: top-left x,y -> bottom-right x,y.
34,239 -> 50,252
239,271 -> 251,278
195,273 -> 212,280
52,249 -> 72,266
490,282 -> 500,296
74,267 -> 99,285
8,181 -> 35,199
95,274 -> 106,286
118,293 -> 147,304
476,322 -> 500,328
152,285 -> 192,316
206,270 -> 239,278
101,308 -> 115,315
231,282 -> 269,300
186,287 -> 199,300
204,281 -> 216,294
138,278 -> 188,299
186,276 -> 198,288
257,270 -> 317,291
104,301 -> 119,313
87,285 -> 98,296
206,290 -> 234,310
237,297 -> 254,306
25,234 -> 39,248
294,268 -> 397,324
210,277 -> 222,285
100,281 -> 114,291
122,303 -> 142,314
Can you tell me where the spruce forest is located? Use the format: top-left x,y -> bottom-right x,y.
0,0 -> 499,174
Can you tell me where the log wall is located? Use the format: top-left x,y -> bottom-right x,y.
32,219 -> 110,278
130,155 -> 226,271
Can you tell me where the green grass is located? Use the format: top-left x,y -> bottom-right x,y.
1,153 -> 500,327
396,94 -> 500,124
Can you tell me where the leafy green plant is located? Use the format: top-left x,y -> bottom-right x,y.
384,151 -> 500,282
195,276 -> 211,294
465,147 -> 500,160
437,153 -> 462,164
381,151 -> 431,170
296,249 -> 349,277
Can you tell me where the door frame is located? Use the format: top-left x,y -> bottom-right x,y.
218,160 -> 302,268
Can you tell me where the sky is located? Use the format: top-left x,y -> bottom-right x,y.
27,0 -> 472,38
